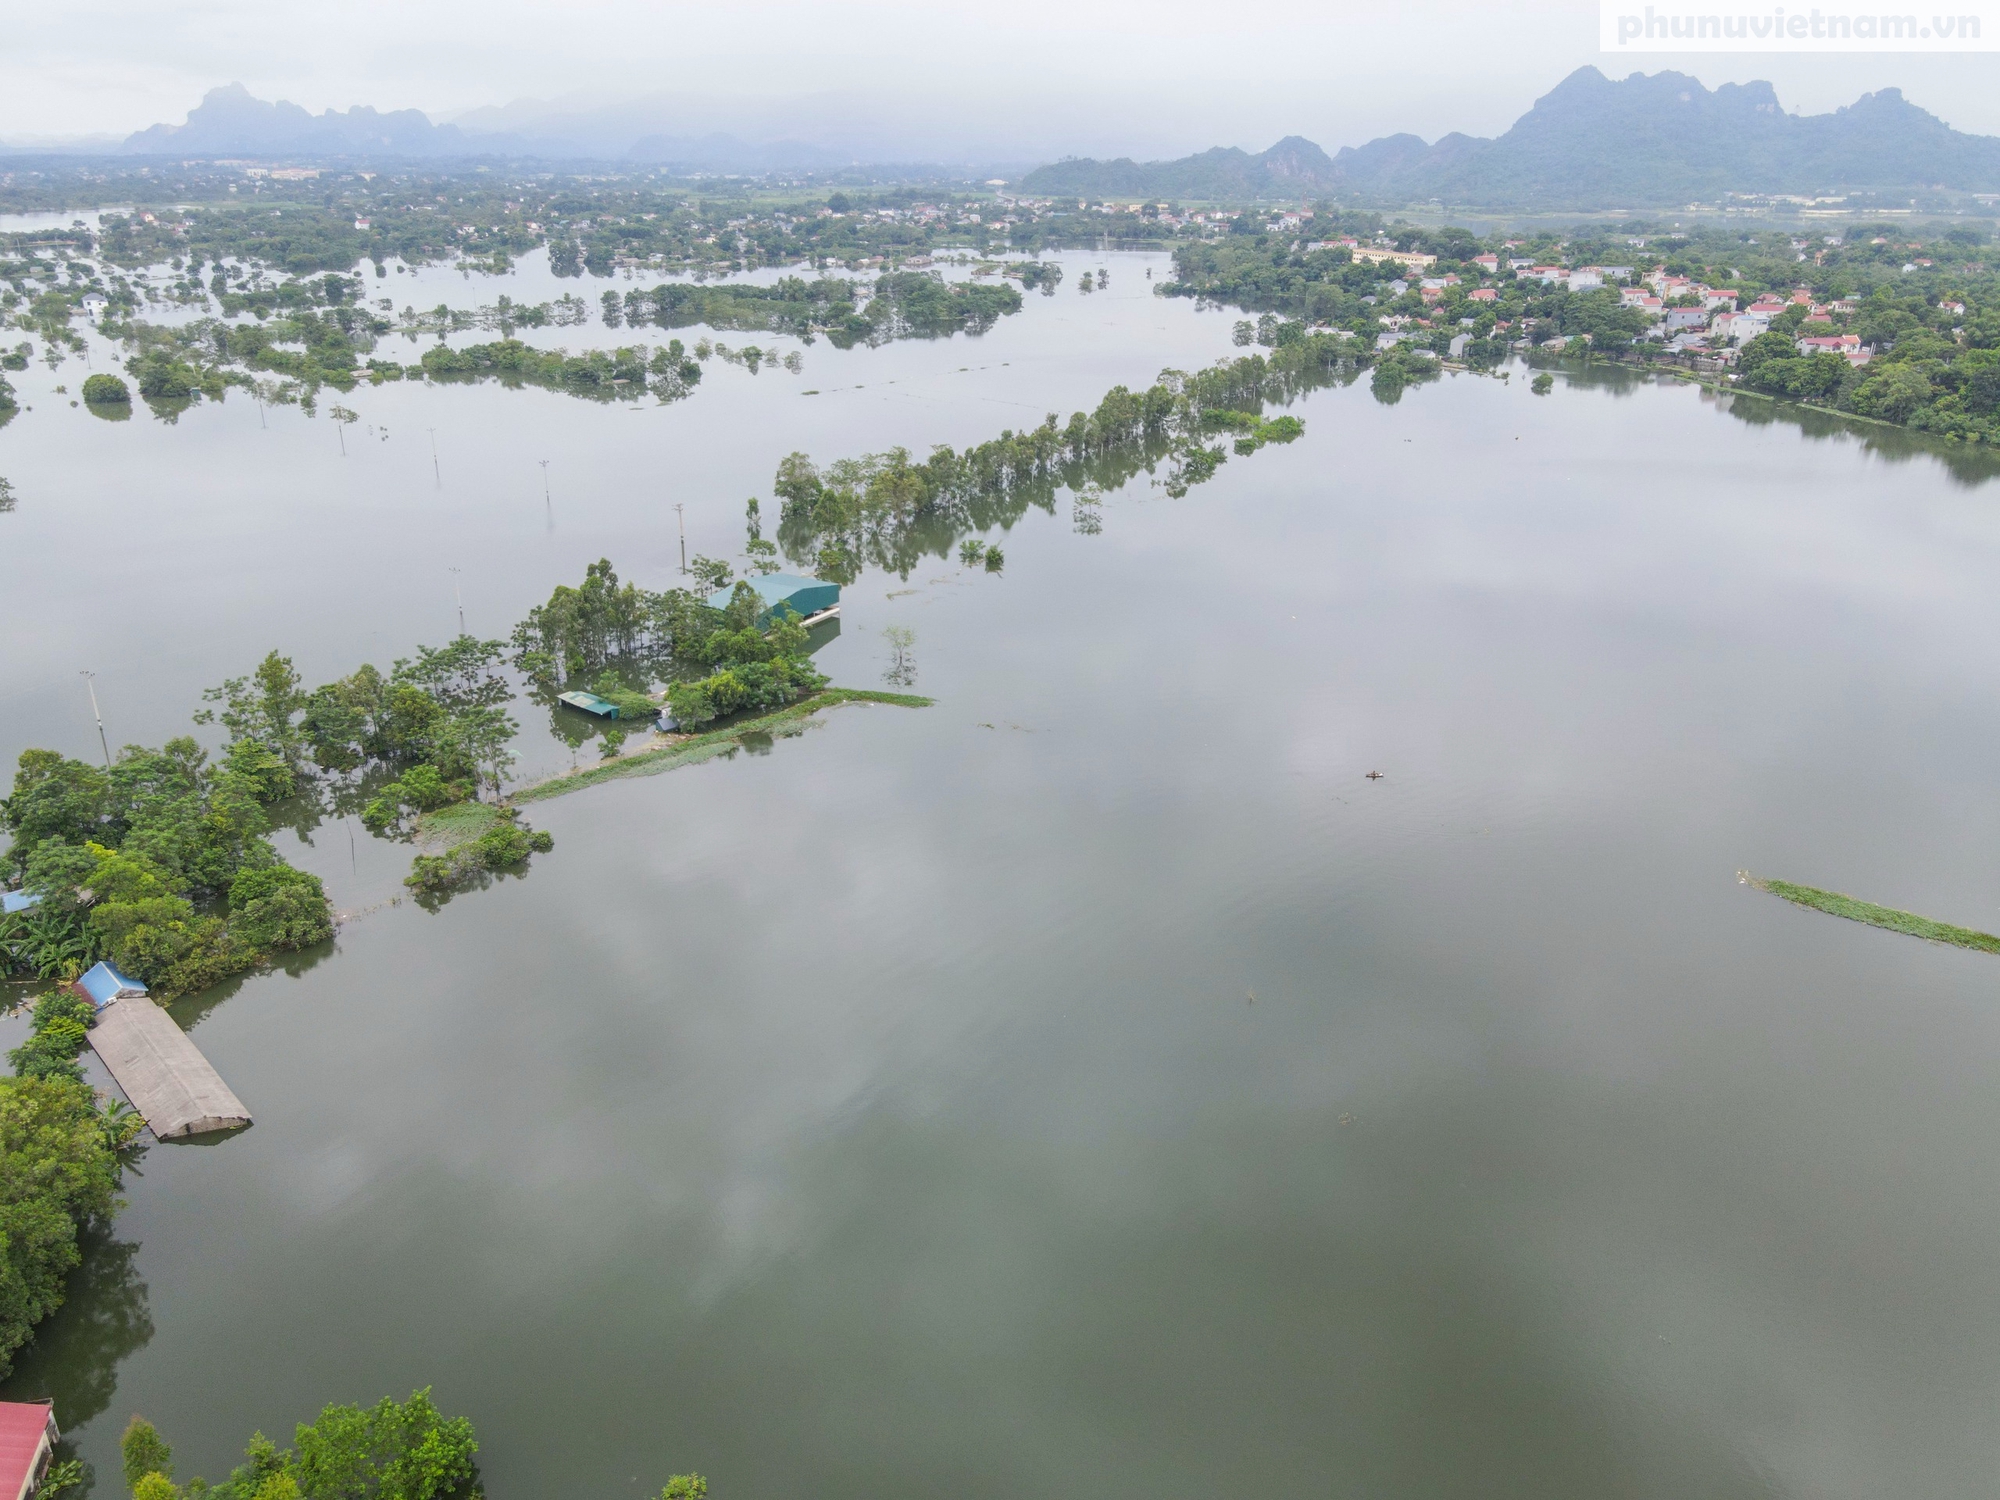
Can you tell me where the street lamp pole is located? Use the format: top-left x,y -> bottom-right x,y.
448,567 -> 464,634
80,671 -> 110,769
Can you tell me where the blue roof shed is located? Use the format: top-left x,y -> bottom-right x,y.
707,573 -> 840,627
0,892 -> 41,915
76,961 -> 147,1008
557,690 -> 622,719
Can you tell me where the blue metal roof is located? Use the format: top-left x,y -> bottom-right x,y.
706,573 -> 840,622
0,891 -> 41,915
557,691 -> 619,718
77,961 -> 147,1007
708,580 -> 832,612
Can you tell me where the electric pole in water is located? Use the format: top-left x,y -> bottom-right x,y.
449,567 -> 464,634
675,502 -> 686,574
80,671 -> 110,769
428,428 -> 440,485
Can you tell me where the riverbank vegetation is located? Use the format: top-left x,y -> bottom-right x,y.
513,689 -> 931,804
0,984 -> 144,1383
766,337 -> 1345,578
113,1388 -> 705,1500
119,1389 -> 481,1500
1162,215 -> 2000,445
0,738 -> 335,998
1745,873 -> 2000,954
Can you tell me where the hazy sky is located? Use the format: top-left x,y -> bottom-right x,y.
11,0 -> 2000,156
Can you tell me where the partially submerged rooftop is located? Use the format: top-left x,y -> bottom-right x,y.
77,966 -> 252,1140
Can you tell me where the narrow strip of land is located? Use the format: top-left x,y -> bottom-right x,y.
1743,873 -> 2000,955
511,688 -> 932,804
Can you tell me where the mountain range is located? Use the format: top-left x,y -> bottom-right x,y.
17,68 -> 2000,208
1020,67 -> 2000,207
106,83 -> 861,173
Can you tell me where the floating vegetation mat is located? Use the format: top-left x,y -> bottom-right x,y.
1742,873 -> 2000,955
414,800 -> 507,849
512,688 -> 932,804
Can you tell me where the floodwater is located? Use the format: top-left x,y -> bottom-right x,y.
6,250 -> 2000,1498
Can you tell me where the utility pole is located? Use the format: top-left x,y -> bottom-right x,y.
538,459 -> 551,502
428,427 -> 440,486
448,567 -> 464,634
675,502 -> 686,574
80,671 -> 110,769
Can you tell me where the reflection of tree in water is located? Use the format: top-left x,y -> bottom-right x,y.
164,931 -> 335,1033
1718,390 -> 2000,488
2,1225 -> 155,1439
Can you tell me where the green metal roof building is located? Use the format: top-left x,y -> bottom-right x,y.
707,573 -> 840,627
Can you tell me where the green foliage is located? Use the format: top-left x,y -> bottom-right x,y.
1229,413 -> 1304,454
1739,350 -> 1849,401
81,373 -> 131,404
405,821 -> 553,902
511,562 -> 663,682
1,739 -> 331,997
8,992 -> 97,1082
660,1478 -> 707,1500
222,737 -> 297,804
418,338 -> 674,402
0,1076 -> 123,1378
227,866 -> 334,953
361,765 -> 470,834
1531,372 -> 1554,395
140,1388 -> 479,1500
132,1473 -> 178,1500
197,652 -> 309,775
1,751 -> 112,872
1752,875 -> 2000,953
589,672 -> 657,721
665,653 -> 829,730
0,901 -> 99,981
123,1415 -> 175,1492
769,336 -> 1348,577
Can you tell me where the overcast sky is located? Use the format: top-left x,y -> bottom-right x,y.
10,0 -> 2000,156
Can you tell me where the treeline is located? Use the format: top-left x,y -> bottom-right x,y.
1735,318 -> 2000,439
0,735 -> 334,999
608,271 -> 1022,345
0,636 -> 554,987
108,1390 -> 706,1500
418,338 -> 702,402
0,936 -> 148,1382
1163,216 -> 2000,443
1167,238 -> 1650,356
509,560 -> 830,730
769,335 -> 1348,580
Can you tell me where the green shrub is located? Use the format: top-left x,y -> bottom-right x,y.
122,1416 -> 174,1492
405,821 -> 553,898
228,866 -> 333,952
0,1075 -> 122,1378
7,993 -> 96,1082
81,373 -> 131,405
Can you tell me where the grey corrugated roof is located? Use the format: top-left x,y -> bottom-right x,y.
90,995 -> 252,1139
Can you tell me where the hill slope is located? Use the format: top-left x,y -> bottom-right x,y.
120,84 -> 467,157
1018,67 -> 2000,206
